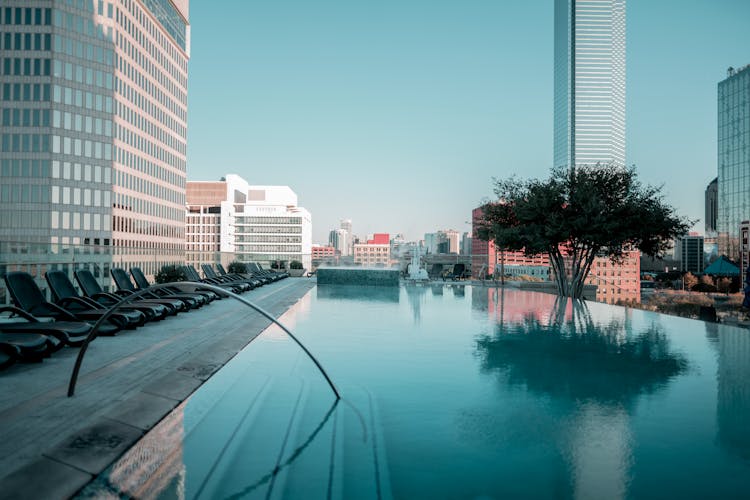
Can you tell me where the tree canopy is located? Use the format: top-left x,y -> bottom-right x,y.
476,165 -> 692,298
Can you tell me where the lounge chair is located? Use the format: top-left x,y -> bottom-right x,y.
4,272 -> 122,335
0,305 -> 95,348
110,268 -> 187,312
129,267 -> 209,308
202,264 -> 257,290
74,269 -> 171,319
45,271 -> 146,328
248,263 -> 283,282
181,266 -> 244,294
217,263 -> 270,285
0,332 -> 51,364
130,267 -> 219,303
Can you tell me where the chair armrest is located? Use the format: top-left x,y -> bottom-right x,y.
0,305 -> 40,323
58,296 -> 103,311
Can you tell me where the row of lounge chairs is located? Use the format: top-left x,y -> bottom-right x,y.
0,263 -> 288,371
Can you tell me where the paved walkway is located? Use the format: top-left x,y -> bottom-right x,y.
0,278 -> 315,499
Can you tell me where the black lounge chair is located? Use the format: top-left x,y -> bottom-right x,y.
0,332 -> 51,364
110,268 -> 187,313
0,342 -> 17,370
4,272 -> 122,336
74,269 -> 171,320
45,271 -> 146,328
181,266 -> 243,294
248,263 -> 283,282
0,305 -> 94,348
202,264 -> 256,290
216,263 -> 270,285
130,267 -> 213,306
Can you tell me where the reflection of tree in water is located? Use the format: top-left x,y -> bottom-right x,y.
476,299 -> 688,405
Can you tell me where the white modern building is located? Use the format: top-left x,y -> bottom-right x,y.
554,0 -> 626,169
186,174 -> 312,270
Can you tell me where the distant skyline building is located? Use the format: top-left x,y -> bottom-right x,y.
352,232 -> 391,266
186,174 -> 312,270
717,64 -> 750,260
328,228 -> 349,256
0,0 -> 190,277
554,0 -> 626,169
705,177 -> 718,234
424,229 -> 460,254
679,234 -> 705,274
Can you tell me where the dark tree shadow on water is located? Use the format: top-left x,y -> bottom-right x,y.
476,298 -> 688,406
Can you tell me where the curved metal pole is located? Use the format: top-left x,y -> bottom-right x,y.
67,281 -> 340,400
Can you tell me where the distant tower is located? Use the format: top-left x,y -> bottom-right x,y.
705,177 -> 718,234
554,0 -> 626,169
717,65 -> 750,259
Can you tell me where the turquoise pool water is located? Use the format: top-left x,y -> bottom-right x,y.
84,285 -> 750,498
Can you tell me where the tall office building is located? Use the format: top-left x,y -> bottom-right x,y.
717,65 -> 750,260
554,0 -> 626,169
0,1 -> 189,276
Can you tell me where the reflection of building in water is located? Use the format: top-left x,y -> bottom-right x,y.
105,408 -> 185,497
716,327 -> 750,459
569,403 -> 631,500
405,285 -> 428,324
471,287 -> 571,325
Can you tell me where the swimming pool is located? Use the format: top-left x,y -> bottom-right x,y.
81,284 -> 750,498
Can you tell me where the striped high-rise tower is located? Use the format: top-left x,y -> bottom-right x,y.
554,0 -> 626,169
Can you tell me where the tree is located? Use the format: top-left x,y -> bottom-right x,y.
683,272 -> 698,290
154,264 -> 186,284
699,274 -> 714,287
476,165 -> 692,299
716,277 -> 732,294
227,261 -> 247,274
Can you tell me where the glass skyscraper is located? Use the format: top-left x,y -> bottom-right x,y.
717,65 -> 750,260
0,0 -> 189,276
554,0 -> 626,169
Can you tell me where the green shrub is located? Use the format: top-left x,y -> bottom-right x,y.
154,264 -> 186,284
290,260 -> 303,270
227,261 -> 247,274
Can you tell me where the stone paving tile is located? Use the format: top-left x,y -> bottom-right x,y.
43,419 -> 144,475
141,370 -> 204,401
0,457 -> 92,500
104,391 -> 178,431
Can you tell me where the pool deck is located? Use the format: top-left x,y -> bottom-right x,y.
0,278 -> 315,499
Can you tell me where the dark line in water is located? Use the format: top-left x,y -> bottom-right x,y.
368,391 -> 382,500
221,398 -> 340,500
267,384 -> 306,499
193,377 -> 272,499
326,402 -> 338,500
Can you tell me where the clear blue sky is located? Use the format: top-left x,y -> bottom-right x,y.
186,0 -> 750,244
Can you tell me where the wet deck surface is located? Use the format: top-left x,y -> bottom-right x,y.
0,278 -> 315,499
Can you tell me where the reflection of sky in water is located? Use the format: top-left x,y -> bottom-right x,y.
84,286 -> 750,498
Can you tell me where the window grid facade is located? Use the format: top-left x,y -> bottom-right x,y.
717,65 -> 750,260
554,0 -> 626,169
0,0 -> 189,279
